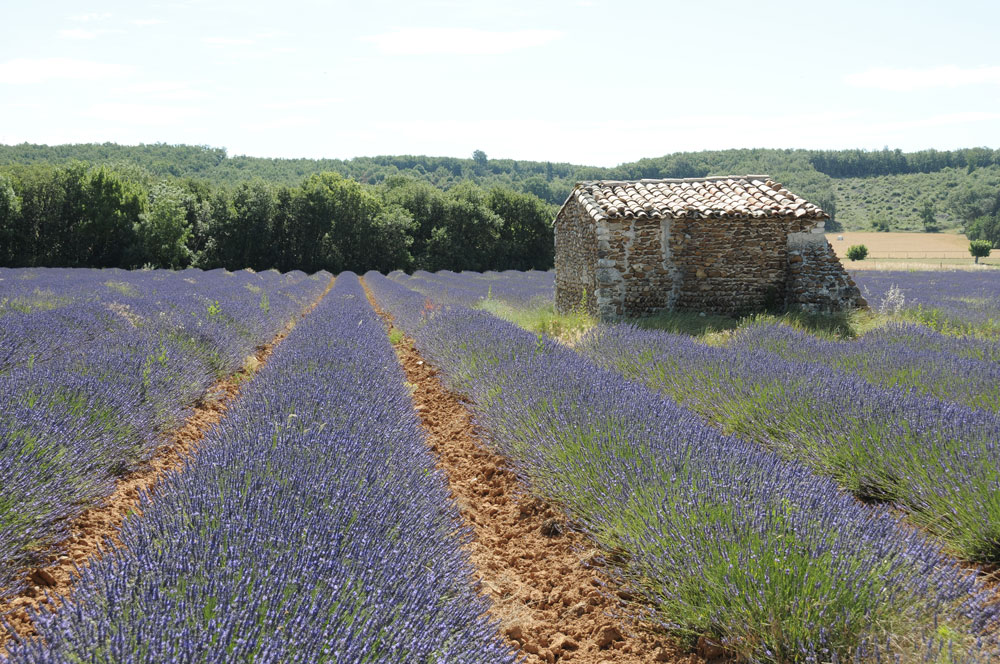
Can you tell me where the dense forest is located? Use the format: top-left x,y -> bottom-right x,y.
0,143 -> 998,271
0,164 -> 554,272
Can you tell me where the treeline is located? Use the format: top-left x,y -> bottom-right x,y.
808,147 -> 1000,178
1,143 -> 998,254
3,142 -> 998,201
0,163 -> 555,272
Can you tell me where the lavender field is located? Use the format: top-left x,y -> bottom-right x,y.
2,266 -> 1000,663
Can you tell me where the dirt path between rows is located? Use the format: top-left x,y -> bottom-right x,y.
362,280 -> 701,664
0,276 -> 335,655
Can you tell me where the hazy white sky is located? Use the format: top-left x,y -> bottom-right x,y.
1,0 -> 998,166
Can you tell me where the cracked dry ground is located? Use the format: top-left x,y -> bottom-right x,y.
366,298 -> 701,664
0,276 -> 335,655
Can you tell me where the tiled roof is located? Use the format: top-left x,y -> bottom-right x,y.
570,176 -> 828,222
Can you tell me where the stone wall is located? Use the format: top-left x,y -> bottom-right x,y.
666,215 -> 814,315
592,215 -> 677,320
785,232 -> 867,312
554,199 -> 598,315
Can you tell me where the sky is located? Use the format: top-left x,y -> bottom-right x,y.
1,0 -> 998,167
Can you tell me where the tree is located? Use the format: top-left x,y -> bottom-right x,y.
422,182 -> 502,271
230,180 -> 276,270
846,244 -> 868,261
78,166 -> 147,267
0,175 -> 22,265
966,214 -> 1000,249
472,150 -> 488,169
919,200 -> 938,232
870,213 -> 890,232
4,164 -> 72,266
195,189 -> 234,268
294,172 -> 382,273
969,239 -> 992,264
948,182 -> 1000,224
134,184 -> 193,268
380,176 -> 449,263
486,186 -> 555,270
364,204 -> 416,272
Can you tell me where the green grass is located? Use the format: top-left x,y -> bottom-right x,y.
474,297 -> 595,343
627,307 -> 887,345
897,304 -> 1000,339
104,280 -> 140,297
479,295 -> 889,346
0,289 -> 75,315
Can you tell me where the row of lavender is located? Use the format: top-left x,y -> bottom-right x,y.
397,269 -> 1000,560
577,323 -> 1000,563
4,273 -> 515,663
367,271 -> 999,663
731,321 -> 1000,410
0,268 -> 329,599
856,270 -> 1000,334
391,269 -> 553,307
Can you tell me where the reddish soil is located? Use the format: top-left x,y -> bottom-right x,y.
0,276 -> 335,655
363,281 -> 701,664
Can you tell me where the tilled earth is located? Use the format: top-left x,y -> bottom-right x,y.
366,286 -> 700,664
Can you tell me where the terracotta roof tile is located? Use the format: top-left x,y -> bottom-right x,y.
572,175 -> 828,222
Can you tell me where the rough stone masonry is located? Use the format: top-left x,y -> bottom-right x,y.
553,176 -> 865,321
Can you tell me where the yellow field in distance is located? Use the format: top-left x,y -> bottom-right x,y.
826,232 -> 999,269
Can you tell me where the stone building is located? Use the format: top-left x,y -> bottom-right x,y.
553,176 -> 865,320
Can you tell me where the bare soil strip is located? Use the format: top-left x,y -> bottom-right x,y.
0,276 -> 335,654
362,281 -> 700,664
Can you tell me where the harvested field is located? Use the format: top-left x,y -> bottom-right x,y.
827,231 -> 1000,267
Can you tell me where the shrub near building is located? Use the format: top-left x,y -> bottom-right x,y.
846,244 -> 868,261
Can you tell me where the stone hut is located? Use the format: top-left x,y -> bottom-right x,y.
554,175 -> 865,321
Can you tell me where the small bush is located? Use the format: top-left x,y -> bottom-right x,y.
969,239 -> 992,264
871,215 -> 891,232
846,244 -> 869,261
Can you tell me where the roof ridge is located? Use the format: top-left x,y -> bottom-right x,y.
576,175 -> 771,186
562,175 -> 828,224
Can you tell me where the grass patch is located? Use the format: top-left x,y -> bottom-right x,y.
898,305 -> 1000,339
104,280 -> 140,297
0,289 -> 75,315
387,327 -> 405,345
740,308 -> 887,341
475,298 -> 595,344
478,295 -> 888,345
636,307 -> 887,343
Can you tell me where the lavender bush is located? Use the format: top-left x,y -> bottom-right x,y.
852,270 -> 1000,335
0,268 -> 329,599
3,273 -> 515,663
731,321 -> 1000,411
577,324 -> 1000,563
391,269 -> 553,308
366,271 -> 999,664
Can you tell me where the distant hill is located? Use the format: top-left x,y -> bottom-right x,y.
1,142 -> 997,232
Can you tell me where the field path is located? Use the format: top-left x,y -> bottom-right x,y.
363,279 -> 699,664
0,275 -> 336,654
